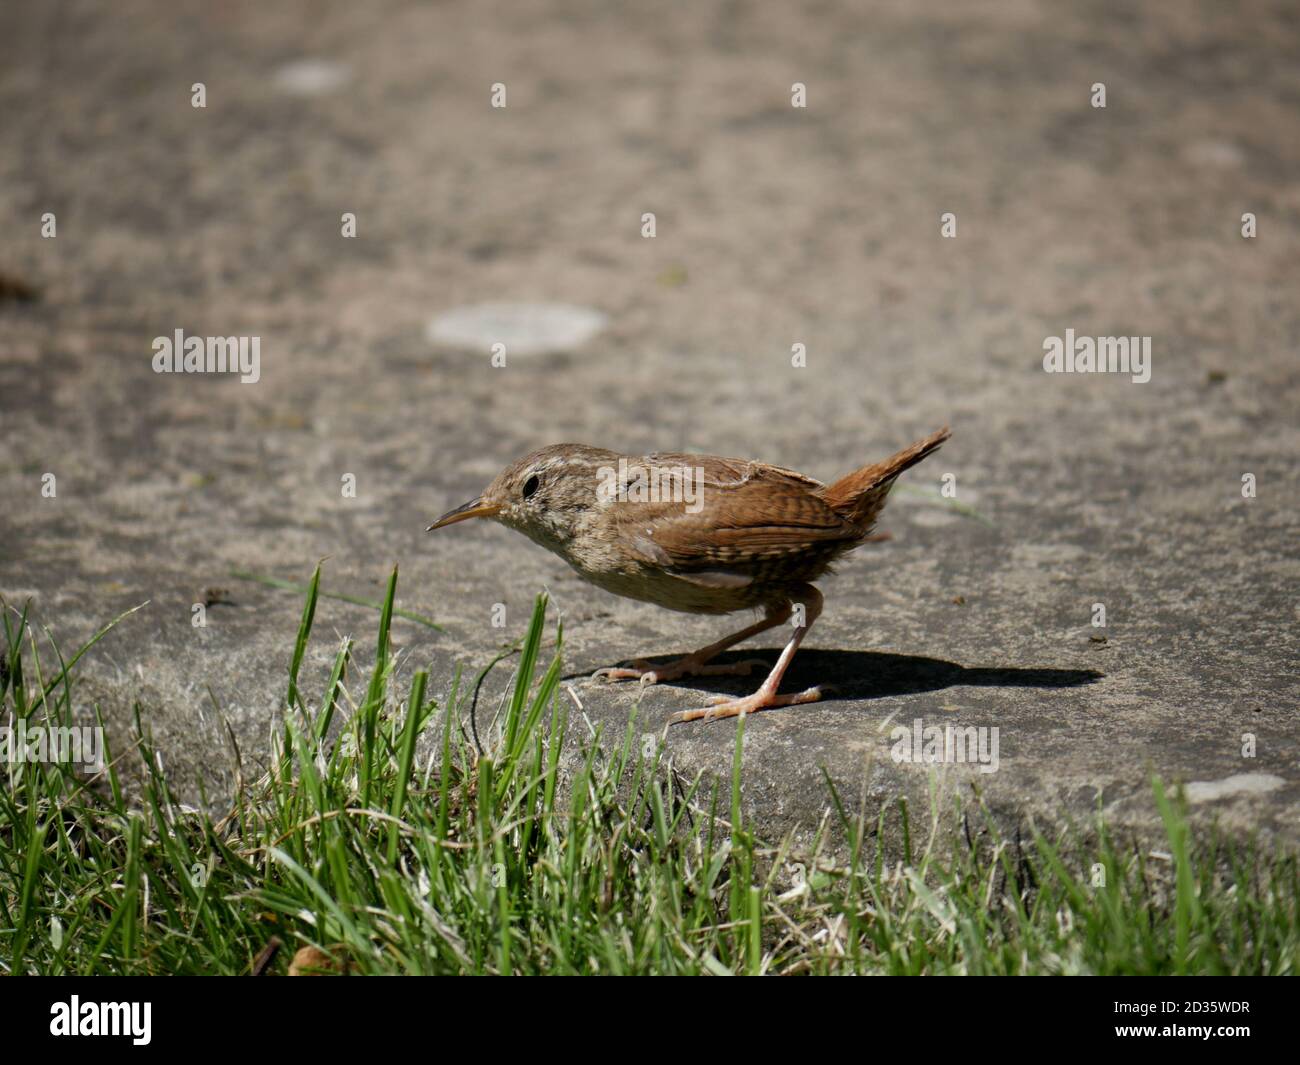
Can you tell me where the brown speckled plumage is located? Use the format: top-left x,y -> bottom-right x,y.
430,427 -> 950,723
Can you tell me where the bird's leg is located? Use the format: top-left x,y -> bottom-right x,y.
669,585 -> 824,724
593,602 -> 792,685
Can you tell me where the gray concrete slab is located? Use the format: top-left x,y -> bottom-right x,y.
2,0 -> 1297,854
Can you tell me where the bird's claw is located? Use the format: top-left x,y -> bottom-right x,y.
670,685 -> 825,725
593,659 -> 660,684
593,665 -> 646,683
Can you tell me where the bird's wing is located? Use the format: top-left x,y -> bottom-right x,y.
606,456 -> 857,579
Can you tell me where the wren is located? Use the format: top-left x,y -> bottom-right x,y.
429,427 -> 950,724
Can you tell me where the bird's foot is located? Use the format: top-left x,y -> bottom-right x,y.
667,684 -> 825,725
593,656 -> 769,686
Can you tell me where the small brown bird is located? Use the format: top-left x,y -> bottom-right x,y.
429,427 -> 950,724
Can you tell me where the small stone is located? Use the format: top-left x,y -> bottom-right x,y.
426,302 -> 608,356
1184,773 -> 1285,804
272,59 -> 351,97
288,944 -> 350,975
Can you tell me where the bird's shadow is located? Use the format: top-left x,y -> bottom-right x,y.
568,649 -> 1102,702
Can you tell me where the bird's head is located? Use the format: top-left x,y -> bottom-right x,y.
427,444 -> 617,552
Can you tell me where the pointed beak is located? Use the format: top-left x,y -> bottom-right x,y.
427,496 -> 500,531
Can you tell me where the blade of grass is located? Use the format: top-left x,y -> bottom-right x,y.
232,570 -> 444,632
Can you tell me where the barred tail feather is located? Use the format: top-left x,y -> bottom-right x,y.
818,426 -> 950,528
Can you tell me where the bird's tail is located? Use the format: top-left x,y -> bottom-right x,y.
818,426 -> 950,529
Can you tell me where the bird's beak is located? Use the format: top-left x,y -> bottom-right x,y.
427,496 -> 500,531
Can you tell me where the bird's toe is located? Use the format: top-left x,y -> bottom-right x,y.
669,684 -> 825,724
593,665 -> 647,683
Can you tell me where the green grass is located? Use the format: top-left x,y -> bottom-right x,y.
0,570 -> 1296,975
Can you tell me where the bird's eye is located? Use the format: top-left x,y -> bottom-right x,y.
522,474 -> 540,499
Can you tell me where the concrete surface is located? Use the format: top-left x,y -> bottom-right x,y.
2,0 -> 1297,856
